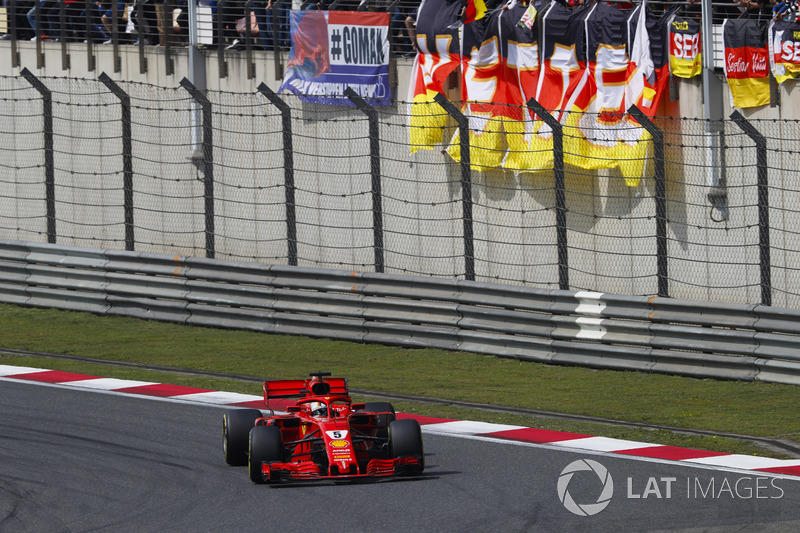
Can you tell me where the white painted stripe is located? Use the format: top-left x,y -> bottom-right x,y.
555,436 -> 662,453
574,291 -> 606,315
0,365 -> 53,376
684,455 -> 800,470
169,390 -> 263,405
422,420 -> 526,435
67,378 -> 159,390
575,317 -> 606,340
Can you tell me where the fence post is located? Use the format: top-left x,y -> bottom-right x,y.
257,83 -> 297,266
99,73 -> 135,251
525,98 -> 569,291
8,0 -> 20,68
433,93 -> 475,281
136,0 -> 148,73
244,0 -> 256,79
216,0 -> 228,78
180,78 -> 215,259
163,0 -> 174,75
111,0 -> 121,73
730,110 -> 771,306
59,1 -> 70,70
345,87 -> 385,273
628,105 -> 668,298
84,0 -> 96,71
271,0 -> 284,79
34,0 -> 44,68
20,68 -> 56,244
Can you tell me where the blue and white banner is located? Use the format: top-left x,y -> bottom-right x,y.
278,10 -> 391,106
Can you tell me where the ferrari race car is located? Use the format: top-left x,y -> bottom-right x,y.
222,372 -> 425,483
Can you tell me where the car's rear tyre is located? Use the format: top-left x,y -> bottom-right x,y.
223,408 -> 262,466
388,418 -> 424,474
248,425 -> 282,484
364,401 -> 395,448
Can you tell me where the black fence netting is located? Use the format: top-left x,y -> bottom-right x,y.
2,73 -> 800,308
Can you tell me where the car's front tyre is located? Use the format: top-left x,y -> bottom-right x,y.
223,408 -> 262,466
248,425 -> 283,484
388,418 -> 424,475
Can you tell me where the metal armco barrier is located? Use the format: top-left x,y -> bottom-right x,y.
1,238 -> 800,385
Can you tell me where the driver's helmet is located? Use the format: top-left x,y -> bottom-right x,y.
309,401 -> 328,418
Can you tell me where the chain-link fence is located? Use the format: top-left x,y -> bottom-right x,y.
2,72 -> 800,308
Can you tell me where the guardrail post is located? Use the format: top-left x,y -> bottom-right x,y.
628,105 -> 668,298
180,78 -> 215,259
345,87 -> 385,273
730,110 -> 771,306
526,98 -> 569,291
99,73 -> 135,251
20,68 -> 56,244
257,83 -> 297,266
433,93 -> 475,281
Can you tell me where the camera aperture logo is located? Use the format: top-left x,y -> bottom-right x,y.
557,459 -> 614,516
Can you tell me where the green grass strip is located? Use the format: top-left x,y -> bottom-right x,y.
1,303 -> 797,458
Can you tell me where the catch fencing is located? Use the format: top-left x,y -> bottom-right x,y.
1,72 -> 800,309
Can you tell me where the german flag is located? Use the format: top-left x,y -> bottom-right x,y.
770,20 -> 800,84
668,14 -> 702,79
723,18 -> 770,109
463,0 -> 488,25
562,2 -> 652,186
512,2 -> 579,173
446,1 -> 539,170
408,0 -> 464,153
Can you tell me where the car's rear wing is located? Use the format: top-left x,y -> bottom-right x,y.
263,377 -> 349,401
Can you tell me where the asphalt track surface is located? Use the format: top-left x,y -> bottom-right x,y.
3,380 -> 800,533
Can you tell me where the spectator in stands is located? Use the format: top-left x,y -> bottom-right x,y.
220,0 -> 247,49
264,0 -> 290,50
27,0 -> 59,40
393,0 -> 418,55
131,0 -> 158,45
737,0 -> 772,18
1,0 -> 35,40
99,0 -> 128,42
43,0 -> 84,42
403,1 -> 418,53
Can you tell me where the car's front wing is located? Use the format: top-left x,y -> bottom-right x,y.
260,457 -> 421,482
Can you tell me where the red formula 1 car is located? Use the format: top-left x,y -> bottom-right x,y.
222,372 -> 424,483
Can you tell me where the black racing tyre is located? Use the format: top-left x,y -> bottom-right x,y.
248,425 -> 283,484
363,401 -> 396,427
388,418 -> 424,474
223,408 -> 262,466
